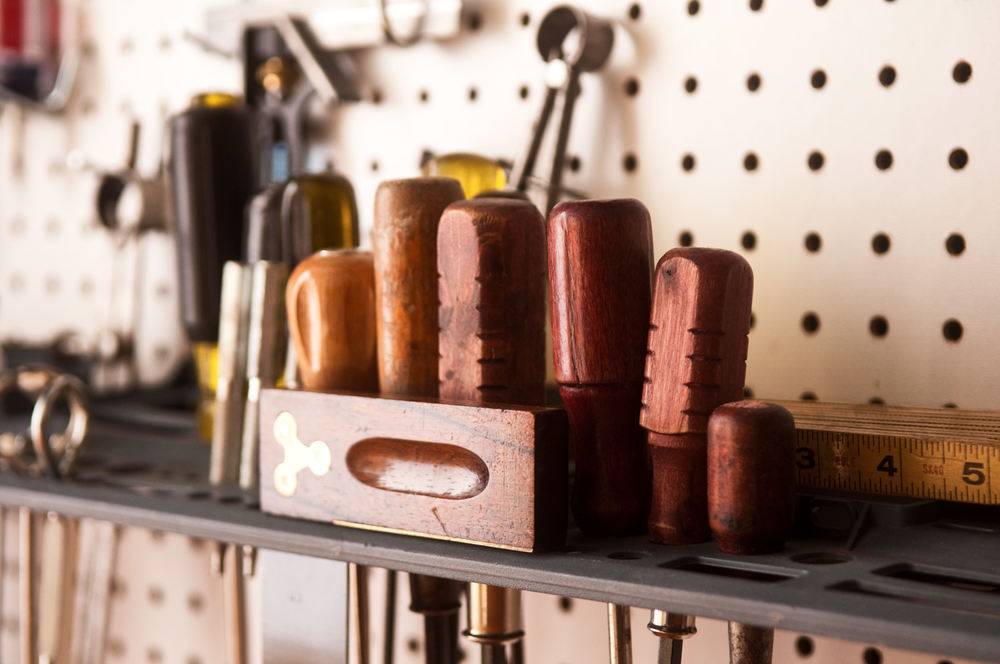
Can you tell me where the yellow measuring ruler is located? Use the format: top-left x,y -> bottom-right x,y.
776,400 -> 1000,505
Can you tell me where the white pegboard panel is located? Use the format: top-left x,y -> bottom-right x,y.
1,1 -> 999,663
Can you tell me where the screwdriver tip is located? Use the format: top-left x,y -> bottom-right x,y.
657,637 -> 684,664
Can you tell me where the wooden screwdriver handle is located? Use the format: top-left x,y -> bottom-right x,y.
547,199 -> 653,535
286,249 -> 379,392
708,400 -> 795,555
641,248 -> 753,544
374,177 -> 466,664
373,177 -> 465,398
438,198 -> 547,406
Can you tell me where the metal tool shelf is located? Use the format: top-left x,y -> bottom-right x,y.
0,422 -> 997,663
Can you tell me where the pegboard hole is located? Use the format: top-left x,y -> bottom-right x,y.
871,233 -> 891,255
746,72 -> 761,92
519,12 -> 530,27
687,1 -> 700,16
813,0 -> 829,7
868,315 -> 889,338
791,551 -> 850,565
942,319 -> 963,342
810,69 -> 827,90
681,154 -> 696,172
147,646 -> 164,663
741,231 -> 757,251
558,596 -> 574,612
370,160 -> 380,173
406,638 -> 420,653
624,77 -> 640,97
878,65 -> 896,88
418,89 -> 430,103
874,150 -> 893,171
466,10 -> 482,31
749,0 -> 764,11
952,61 -> 972,84
467,87 -> 478,102
795,635 -> 815,657
627,3 -> 642,20
568,156 -> 582,173
678,230 -> 694,247
804,232 -> 822,253
863,647 -> 883,664
807,151 -> 824,172
743,386 -> 755,398
622,153 -> 638,173
518,84 -> 530,100
949,148 -> 968,170
684,76 -> 698,94
801,312 -> 820,335
945,233 -> 965,256
743,152 -> 759,172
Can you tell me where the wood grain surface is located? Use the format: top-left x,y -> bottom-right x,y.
707,400 -> 796,555
259,390 -> 568,551
437,198 -> 547,407
641,248 -> 754,544
373,177 -> 464,398
285,249 -> 379,392
547,199 -> 653,535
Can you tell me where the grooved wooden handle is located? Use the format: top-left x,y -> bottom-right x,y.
286,249 -> 379,392
437,198 -> 547,406
547,199 -> 653,535
641,247 -> 754,544
373,177 -> 465,398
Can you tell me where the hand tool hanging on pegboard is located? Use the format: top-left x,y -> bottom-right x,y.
438,197 -> 547,664
514,5 -> 613,214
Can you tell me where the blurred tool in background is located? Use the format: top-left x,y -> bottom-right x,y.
168,93 -> 256,440
373,176 -> 465,664
641,248 -> 754,664
438,197 -> 547,664
421,152 -> 507,199
547,198 -> 654,664
278,248 -> 379,664
515,5 -> 612,213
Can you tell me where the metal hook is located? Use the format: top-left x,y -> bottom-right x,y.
379,0 -> 430,47
29,373 -> 90,480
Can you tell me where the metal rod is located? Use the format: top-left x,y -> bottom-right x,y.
608,603 -> 632,664
383,569 -> 396,664
728,623 -> 773,664
18,508 -> 35,664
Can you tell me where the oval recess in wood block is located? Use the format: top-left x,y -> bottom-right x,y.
346,438 -> 489,499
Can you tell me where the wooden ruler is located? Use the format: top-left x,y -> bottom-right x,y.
776,401 -> 1000,505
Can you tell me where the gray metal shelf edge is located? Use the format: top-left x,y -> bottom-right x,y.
0,472 -> 997,662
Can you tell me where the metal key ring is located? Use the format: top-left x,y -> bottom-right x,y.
29,373 -> 89,480
536,5 -> 614,72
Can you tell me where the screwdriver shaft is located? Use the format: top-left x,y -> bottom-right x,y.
728,623 -> 773,664
656,637 -> 684,664
608,603 -> 632,664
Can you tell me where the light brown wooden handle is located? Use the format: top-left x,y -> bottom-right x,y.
286,249 -> 379,392
373,177 -> 465,398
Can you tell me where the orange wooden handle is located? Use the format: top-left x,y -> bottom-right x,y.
286,249 -> 379,392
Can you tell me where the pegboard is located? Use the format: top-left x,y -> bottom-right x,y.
1,0 -> 999,663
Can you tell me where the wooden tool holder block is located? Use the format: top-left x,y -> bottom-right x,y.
259,389 -> 568,552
